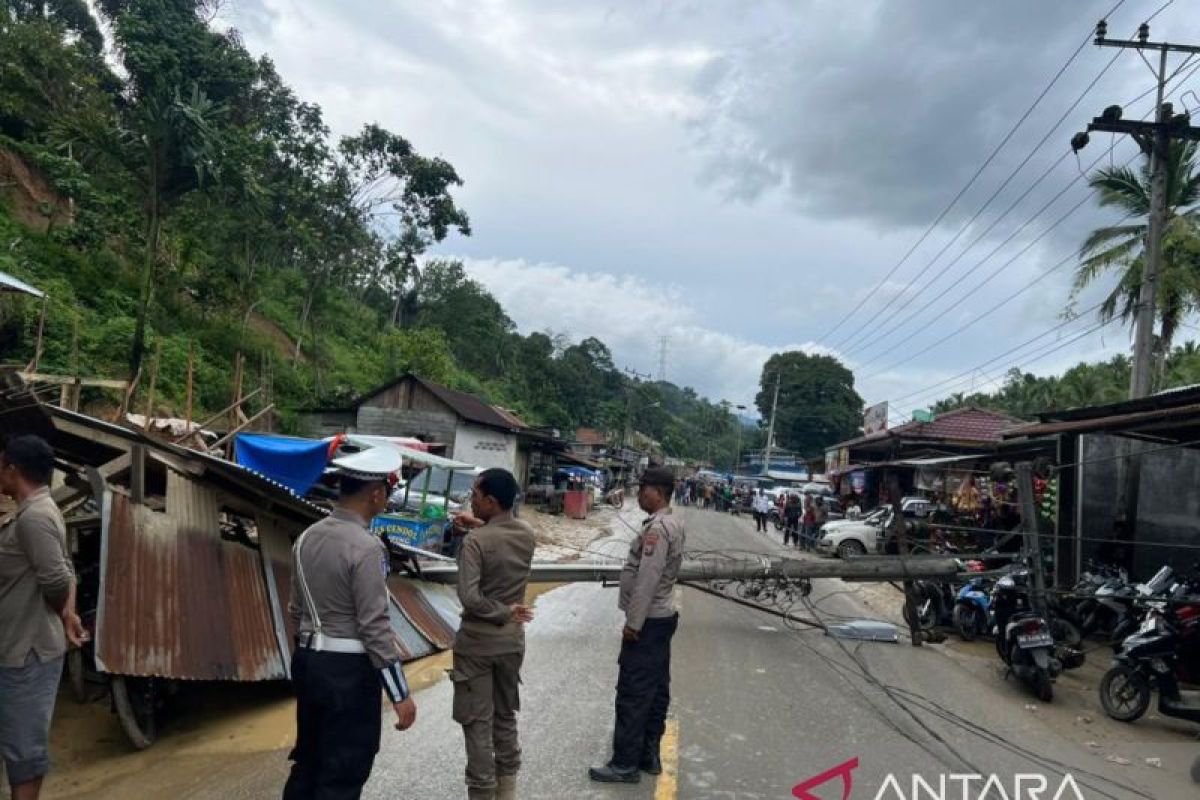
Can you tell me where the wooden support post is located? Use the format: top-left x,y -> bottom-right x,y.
890,471 -> 921,647
116,366 -> 141,422
142,339 -> 161,431
229,352 -> 245,430
185,341 -> 194,434
1016,462 -> 1048,615
211,403 -> 276,452
30,295 -> 48,373
174,387 -> 262,443
130,445 -> 145,504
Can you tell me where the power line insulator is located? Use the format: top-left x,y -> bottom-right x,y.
1101,105 -> 1123,122
1095,19 -> 1107,40
1138,23 -> 1150,43
1070,131 -> 1090,153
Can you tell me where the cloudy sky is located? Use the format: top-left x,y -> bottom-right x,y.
233,0 -> 1200,420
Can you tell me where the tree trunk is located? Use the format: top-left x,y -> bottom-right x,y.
295,285 -> 315,364
130,185 -> 161,380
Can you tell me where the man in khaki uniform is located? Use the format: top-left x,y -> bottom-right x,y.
283,448 -> 416,800
450,468 -> 536,800
590,466 -> 685,784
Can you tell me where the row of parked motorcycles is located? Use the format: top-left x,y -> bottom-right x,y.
904,558 -> 1200,719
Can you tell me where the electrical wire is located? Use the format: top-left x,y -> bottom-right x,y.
856,38 -> 1200,390
839,3 -> 1194,380
874,300 -> 1111,408
873,313 -> 1123,419
818,0 -> 1131,349
846,142 -> 1127,362
858,205 -> 1138,382
835,41 -> 1133,356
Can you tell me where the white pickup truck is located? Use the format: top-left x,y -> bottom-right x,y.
814,497 -> 935,558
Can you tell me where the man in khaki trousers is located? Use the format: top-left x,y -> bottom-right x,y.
450,469 -> 536,800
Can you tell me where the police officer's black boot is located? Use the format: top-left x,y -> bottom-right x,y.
588,764 -> 641,783
639,750 -> 663,776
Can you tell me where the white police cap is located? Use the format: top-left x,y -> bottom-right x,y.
331,447 -> 402,483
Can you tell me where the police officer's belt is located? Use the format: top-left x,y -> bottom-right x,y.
296,631 -> 367,654
293,528 -> 368,655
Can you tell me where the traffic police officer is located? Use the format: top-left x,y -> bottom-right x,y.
283,448 -> 417,800
589,466 -> 685,784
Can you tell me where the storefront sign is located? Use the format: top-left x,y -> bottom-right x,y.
864,402 -> 888,434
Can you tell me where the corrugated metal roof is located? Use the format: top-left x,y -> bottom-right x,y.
387,596 -> 436,660
388,576 -> 458,650
95,485 -> 287,681
832,407 -> 1025,450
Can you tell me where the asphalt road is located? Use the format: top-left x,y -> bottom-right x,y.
205,504 -> 1198,799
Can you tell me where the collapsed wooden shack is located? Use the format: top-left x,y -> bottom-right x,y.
0,372 -> 462,749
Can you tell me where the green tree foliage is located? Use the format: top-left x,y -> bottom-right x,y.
929,342 -> 1200,418
755,352 -> 863,457
0,2 -> 739,458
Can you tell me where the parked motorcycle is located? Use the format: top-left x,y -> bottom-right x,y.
953,576 -> 992,641
1099,596 -> 1200,724
992,569 -> 1084,701
902,579 -> 957,632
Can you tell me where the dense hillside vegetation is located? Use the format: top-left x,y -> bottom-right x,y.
0,1 -> 751,464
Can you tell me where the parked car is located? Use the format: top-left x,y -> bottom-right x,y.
814,497 -> 933,558
389,466 -> 482,515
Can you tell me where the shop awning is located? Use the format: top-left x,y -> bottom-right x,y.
340,434 -> 475,470
557,450 -> 606,470
891,454 -> 980,467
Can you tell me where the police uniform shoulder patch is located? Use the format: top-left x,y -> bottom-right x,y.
643,530 -> 659,556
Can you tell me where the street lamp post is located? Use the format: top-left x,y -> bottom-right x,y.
734,404 -> 746,475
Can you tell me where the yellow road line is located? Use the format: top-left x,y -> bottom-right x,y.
655,717 -> 679,800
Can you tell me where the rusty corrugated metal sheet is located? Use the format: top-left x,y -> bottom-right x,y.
388,576 -> 457,650
260,516 -> 444,664
413,582 -> 462,635
387,596 -> 435,660
95,475 -> 287,681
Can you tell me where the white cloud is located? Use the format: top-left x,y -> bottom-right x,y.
228,0 -> 1198,418
455,256 -> 827,409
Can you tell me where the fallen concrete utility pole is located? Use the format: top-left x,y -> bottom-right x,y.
413,555 -> 962,585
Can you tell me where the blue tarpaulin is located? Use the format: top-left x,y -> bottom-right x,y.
234,433 -> 330,496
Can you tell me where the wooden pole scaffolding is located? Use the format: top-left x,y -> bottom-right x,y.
141,339 -> 162,432
185,341 -> 195,434
29,295 -> 48,373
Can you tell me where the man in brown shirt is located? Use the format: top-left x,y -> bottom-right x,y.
450,468 -> 536,800
0,435 -> 84,800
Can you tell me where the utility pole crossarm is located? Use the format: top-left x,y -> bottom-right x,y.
1087,118 -> 1200,144
1094,37 -> 1200,55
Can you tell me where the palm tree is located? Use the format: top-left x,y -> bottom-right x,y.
1074,141 -> 1200,386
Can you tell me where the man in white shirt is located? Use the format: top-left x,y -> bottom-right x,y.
752,491 -> 772,533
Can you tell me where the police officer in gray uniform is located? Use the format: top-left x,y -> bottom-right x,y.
283,448 -> 417,800
590,466 -> 685,784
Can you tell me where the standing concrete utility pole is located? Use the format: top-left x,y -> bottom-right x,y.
1075,21 -> 1200,552
733,404 -> 747,474
763,374 -> 781,474
1016,462 -> 1048,613
1081,21 -> 1200,399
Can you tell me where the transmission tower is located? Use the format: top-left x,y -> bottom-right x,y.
657,336 -> 669,382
